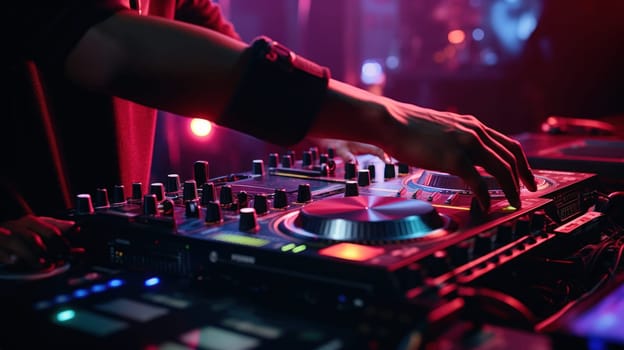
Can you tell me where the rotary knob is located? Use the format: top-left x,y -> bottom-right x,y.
143,194 -> 158,215
344,181 -> 359,197
94,188 -> 110,208
150,183 -> 165,201
357,169 -> 371,187
253,194 -> 269,215
239,208 -> 259,232
237,191 -> 249,208
111,185 -> 126,205
201,182 -> 216,205
194,160 -> 210,186
268,153 -> 279,168
344,162 -> 357,179
281,154 -> 293,168
183,180 -> 198,201
166,174 -> 181,195
319,153 -> 329,165
496,222 -> 514,245
132,182 -> 143,201
302,151 -> 312,166
296,183 -> 312,203
398,163 -> 409,175
205,201 -> 223,223
219,185 -> 234,205
252,159 -> 265,176
367,164 -> 376,182
75,194 -> 95,215
309,147 -> 319,163
384,163 -> 396,179
273,188 -> 289,209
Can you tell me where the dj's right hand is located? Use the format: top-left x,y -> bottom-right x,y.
310,79 -> 538,211
0,215 -> 75,269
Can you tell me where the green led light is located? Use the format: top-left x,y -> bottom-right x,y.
292,245 -> 307,253
502,205 -> 517,212
56,309 -> 76,322
213,233 -> 268,247
281,243 -> 296,252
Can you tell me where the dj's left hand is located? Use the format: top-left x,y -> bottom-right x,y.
0,215 -> 75,268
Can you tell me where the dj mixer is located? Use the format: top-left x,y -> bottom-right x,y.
3,148 -> 623,349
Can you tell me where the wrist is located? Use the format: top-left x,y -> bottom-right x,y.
310,79 -> 389,147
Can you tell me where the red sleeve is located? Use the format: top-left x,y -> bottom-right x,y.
175,0 -> 241,40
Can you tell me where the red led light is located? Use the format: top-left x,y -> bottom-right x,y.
318,243 -> 384,262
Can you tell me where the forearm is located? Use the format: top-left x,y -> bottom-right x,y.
65,10 -> 247,120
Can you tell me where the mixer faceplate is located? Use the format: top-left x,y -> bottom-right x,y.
276,196 -> 452,243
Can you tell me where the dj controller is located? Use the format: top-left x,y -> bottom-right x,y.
3,148 -> 624,350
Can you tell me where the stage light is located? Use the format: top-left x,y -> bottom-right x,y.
190,118 -> 212,137
360,59 -> 385,85
448,30 -> 466,44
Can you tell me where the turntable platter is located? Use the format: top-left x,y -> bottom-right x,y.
407,170 -> 552,197
277,196 -> 452,243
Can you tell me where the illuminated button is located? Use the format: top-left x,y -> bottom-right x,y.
502,205 -> 517,212
144,277 -> 160,287
56,309 -> 76,322
281,243 -> 296,252
318,243 -> 384,262
213,233 -> 268,247
292,244 -> 307,253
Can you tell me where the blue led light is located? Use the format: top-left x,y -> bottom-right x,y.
108,279 -> 124,288
73,289 -> 89,298
91,284 -> 107,293
144,277 -> 160,287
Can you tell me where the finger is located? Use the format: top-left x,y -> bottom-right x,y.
455,159 -> 491,212
459,122 -> 520,193
23,216 -> 64,240
349,142 -> 389,163
456,126 -> 521,209
39,216 -> 76,232
488,130 -> 538,192
473,149 -> 521,209
334,147 -> 356,164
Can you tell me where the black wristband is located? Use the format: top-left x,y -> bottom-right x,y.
219,36 -> 331,146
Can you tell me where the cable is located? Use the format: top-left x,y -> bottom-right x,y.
458,286 -> 537,328
534,273 -> 610,333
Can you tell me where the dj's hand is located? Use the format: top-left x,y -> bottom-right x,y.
379,102 -> 537,211
0,215 -> 75,268
311,138 -> 391,164
311,79 -> 538,211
